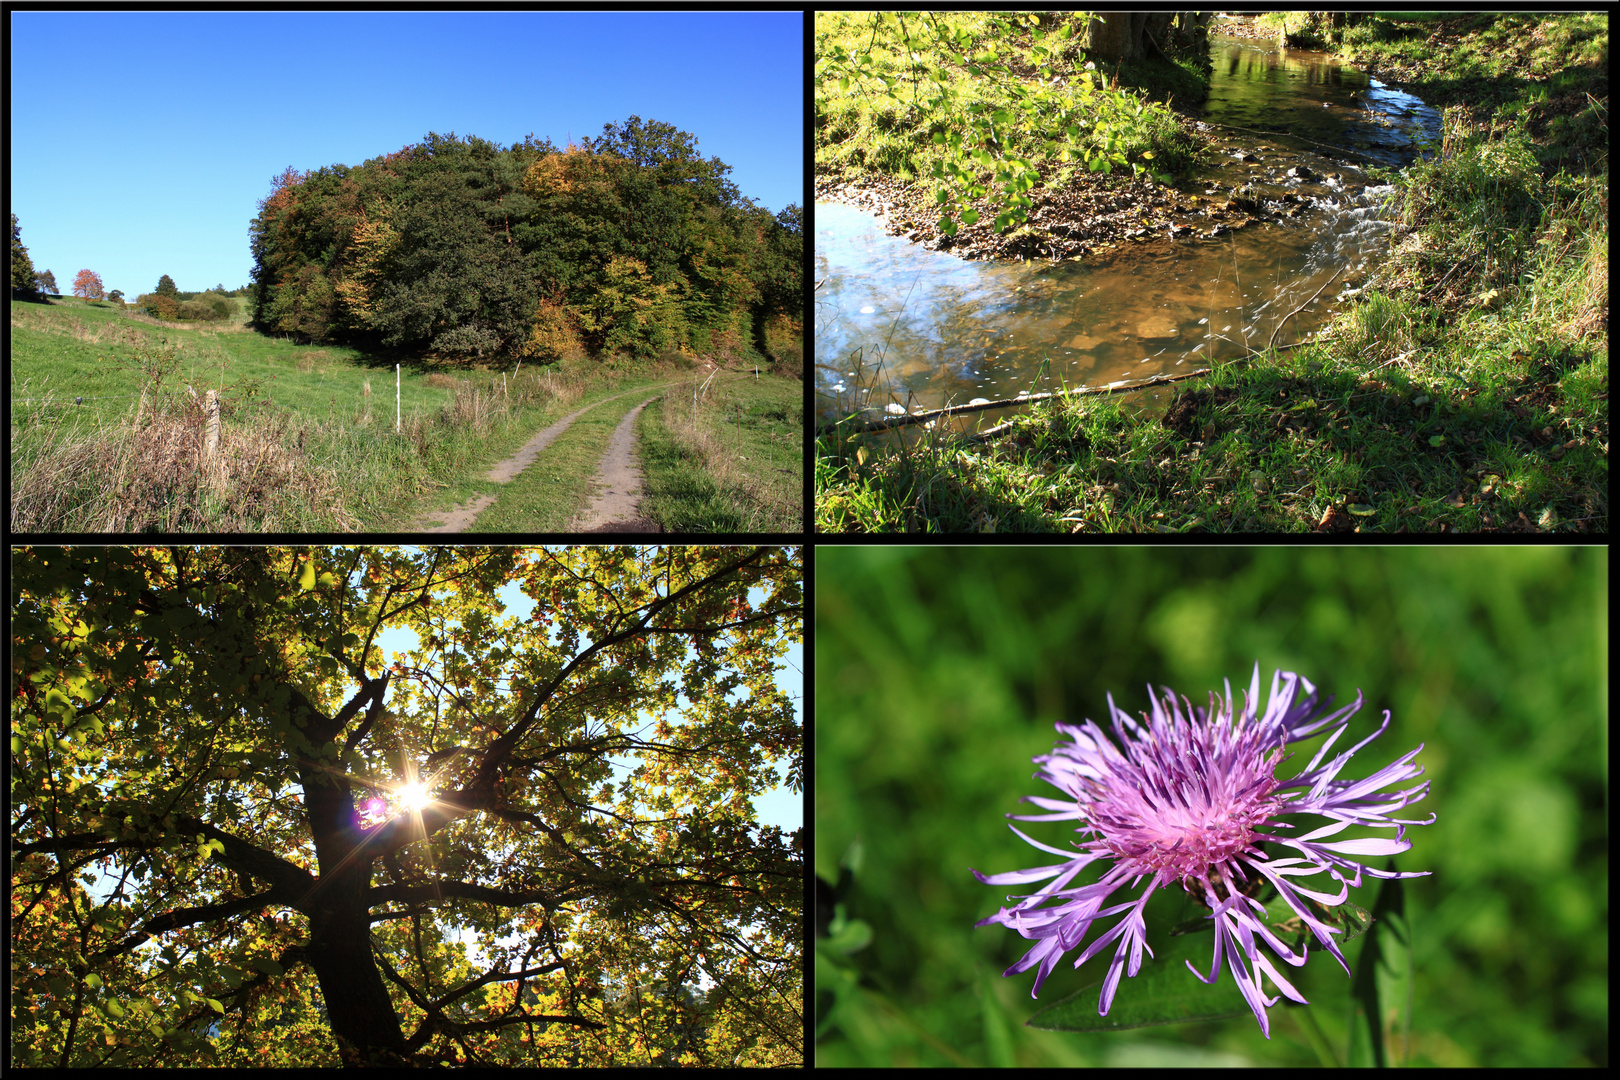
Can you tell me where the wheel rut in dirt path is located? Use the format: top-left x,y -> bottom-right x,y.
413,381 -> 679,533
568,394 -> 665,533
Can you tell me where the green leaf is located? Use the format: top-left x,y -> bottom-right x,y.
960,209 -> 980,226
298,560 -> 316,592
1348,869 -> 1415,1066
249,957 -> 284,978
1027,917 -> 1252,1033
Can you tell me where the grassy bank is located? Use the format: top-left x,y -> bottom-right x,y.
639,369 -> 804,532
816,12 -> 1607,533
816,11 -> 1203,189
9,298 -> 768,532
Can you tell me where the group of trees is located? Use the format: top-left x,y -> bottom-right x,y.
134,275 -> 240,322
248,117 -> 803,365
10,214 -> 71,301
12,214 -> 45,299
9,214 -> 247,317
11,546 -> 803,1066
12,216 -> 112,303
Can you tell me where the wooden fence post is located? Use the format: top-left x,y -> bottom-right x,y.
203,390 -> 223,492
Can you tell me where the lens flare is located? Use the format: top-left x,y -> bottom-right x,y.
398,781 -> 432,812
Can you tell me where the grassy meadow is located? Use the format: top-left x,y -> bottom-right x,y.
10,297 -> 803,532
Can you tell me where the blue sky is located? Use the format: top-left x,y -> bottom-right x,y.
10,10 -> 804,300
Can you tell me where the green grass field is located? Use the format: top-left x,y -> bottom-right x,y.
10,298 -> 803,532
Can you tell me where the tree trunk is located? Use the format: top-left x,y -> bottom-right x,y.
305,870 -> 406,1061
294,714 -> 406,1058
1087,12 -> 1148,63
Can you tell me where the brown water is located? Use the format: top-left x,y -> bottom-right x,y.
814,32 -> 1441,429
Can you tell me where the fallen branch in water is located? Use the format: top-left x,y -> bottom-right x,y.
819,368 -> 1213,436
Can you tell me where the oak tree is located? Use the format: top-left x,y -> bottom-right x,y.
11,545 -> 804,1067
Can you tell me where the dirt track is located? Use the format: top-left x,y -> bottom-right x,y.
413,382 -> 680,533
568,395 -> 665,533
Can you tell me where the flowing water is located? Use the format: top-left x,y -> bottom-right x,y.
814,29 -> 1442,429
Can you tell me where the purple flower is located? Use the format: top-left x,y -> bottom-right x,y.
973,664 -> 1433,1038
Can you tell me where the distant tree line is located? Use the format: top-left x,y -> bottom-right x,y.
11,215 -> 63,301
10,216 -> 247,315
247,117 -> 803,365
133,276 -> 252,321
11,214 -> 45,300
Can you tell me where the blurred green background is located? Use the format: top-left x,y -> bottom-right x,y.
815,547 -> 1607,1066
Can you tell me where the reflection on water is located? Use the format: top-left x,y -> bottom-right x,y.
815,34 -> 1438,427
816,189 -> 1397,424
1204,37 -> 1441,167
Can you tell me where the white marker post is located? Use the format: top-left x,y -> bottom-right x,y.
396,364 -> 401,434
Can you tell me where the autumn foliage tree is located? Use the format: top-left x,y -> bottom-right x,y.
11,546 -> 804,1067
72,269 -> 106,302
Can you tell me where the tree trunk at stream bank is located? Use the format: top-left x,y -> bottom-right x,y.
1089,12 -> 1152,64
1086,12 -> 1207,65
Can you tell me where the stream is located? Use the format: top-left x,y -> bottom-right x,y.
814,26 -> 1442,430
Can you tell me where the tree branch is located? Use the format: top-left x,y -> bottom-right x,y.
819,368 -> 1214,435
342,671 -> 392,756
368,878 -> 559,911
90,892 -> 273,963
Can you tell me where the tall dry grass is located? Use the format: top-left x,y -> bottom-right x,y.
652,375 -> 799,529
10,355 -> 605,532
11,389 -> 352,532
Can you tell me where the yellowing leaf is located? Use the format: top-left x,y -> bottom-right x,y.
298,560 -> 316,591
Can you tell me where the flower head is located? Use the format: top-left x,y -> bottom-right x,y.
973,664 -> 1433,1038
